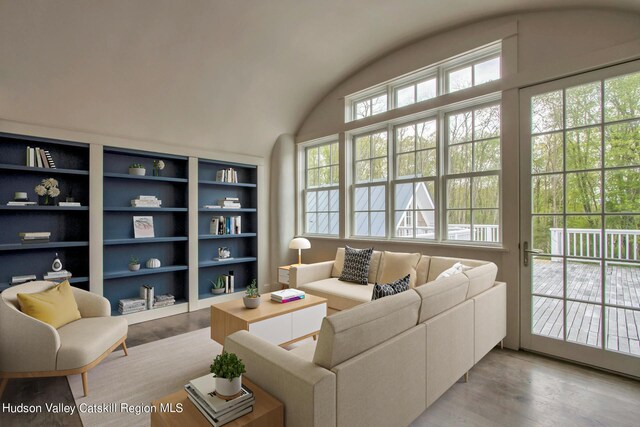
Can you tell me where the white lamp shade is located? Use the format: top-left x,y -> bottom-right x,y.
289,237 -> 311,250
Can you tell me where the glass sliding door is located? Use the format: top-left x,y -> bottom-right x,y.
520,61 -> 640,377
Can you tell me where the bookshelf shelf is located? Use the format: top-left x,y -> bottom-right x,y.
198,180 -> 256,188
0,241 -> 89,251
0,164 -> 89,176
104,237 -> 188,245
199,257 -> 257,268
198,233 -> 257,240
104,265 -> 189,280
104,207 -> 188,212
198,208 -> 256,213
104,172 -> 188,183
0,132 -> 91,292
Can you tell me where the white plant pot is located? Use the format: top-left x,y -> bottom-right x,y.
212,288 -> 225,295
215,375 -> 242,398
129,264 -> 141,271
129,168 -> 146,176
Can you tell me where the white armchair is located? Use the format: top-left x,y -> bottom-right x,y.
0,281 -> 128,398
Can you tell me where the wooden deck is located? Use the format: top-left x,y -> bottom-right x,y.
532,259 -> 640,356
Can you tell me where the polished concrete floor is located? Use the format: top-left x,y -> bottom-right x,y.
2,307 -> 639,427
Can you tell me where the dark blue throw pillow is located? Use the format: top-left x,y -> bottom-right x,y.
371,274 -> 411,300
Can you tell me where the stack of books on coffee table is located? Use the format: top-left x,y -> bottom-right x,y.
271,289 -> 305,303
185,374 -> 254,426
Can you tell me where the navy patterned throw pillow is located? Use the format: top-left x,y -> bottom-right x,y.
339,245 -> 373,285
371,274 -> 411,300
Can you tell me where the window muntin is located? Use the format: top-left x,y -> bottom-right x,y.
305,141 -> 339,235
445,103 -> 501,243
353,130 -> 388,237
395,77 -> 437,108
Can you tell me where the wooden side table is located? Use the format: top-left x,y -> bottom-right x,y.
150,377 -> 283,427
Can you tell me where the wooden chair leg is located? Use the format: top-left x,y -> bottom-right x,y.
0,377 -> 8,399
464,371 -> 469,383
121,340 -> 129,356
81,372 -> 89,397
313,335 -> 317,341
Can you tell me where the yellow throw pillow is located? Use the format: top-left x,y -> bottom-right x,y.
17,280 -> 81,328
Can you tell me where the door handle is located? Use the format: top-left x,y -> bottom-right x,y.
523,241 -> 542,267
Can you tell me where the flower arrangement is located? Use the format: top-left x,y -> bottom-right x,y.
35,178 -> 60,205
153,160 -> 165,176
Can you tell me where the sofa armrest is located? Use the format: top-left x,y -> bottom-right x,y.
72,287 -> 111,318
290,261 -> 334,289
0,302 -> 61,372
225,331 -> 336,427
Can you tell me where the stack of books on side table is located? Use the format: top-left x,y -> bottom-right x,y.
271,289 -> 305,303
118,298 -> 146,314
44,270 -> 72,281
131,195 -> 162,208
185,374 -> 255,426
154,293 -> 175,308
19,232 -> 51,244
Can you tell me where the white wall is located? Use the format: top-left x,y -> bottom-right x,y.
292,8 -> 640,349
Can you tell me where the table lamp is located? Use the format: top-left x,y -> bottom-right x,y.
289,237 -> 311,265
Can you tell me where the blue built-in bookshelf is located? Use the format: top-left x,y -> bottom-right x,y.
198,159 -> 257,301
103,147 -> 189,315
0,132 -> 90,292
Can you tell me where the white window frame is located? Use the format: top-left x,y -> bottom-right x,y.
298,137 -> 340,236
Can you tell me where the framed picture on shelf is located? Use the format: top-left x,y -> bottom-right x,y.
133,216 -> 155,238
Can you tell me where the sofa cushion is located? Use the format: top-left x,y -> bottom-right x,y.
339,246 -> 373,285
427,256 -> 489,283
372,274 -> 410,300
465,262 -> 498,298
289,341 -> 317,362
313,290 -> 420,370
415,274 -> 470,322
299,278 -> 373,311
56,316 -> 128,370
17,280 -> 81,329
415,256 -> 431,287
377,251 -> 421,288
332,247 -> 382,284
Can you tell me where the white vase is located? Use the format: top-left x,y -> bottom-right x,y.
129,167 -> 146,176
215,375 -> 242,397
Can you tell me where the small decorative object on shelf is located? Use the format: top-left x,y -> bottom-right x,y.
210,351 -> 246,399
243,279 -> 260,309
215,247 -> 232,261
52,253 -> 63,272
133,216 -> 155,238
14,192 -> 28,202
146,258 -> 161,269
140,285 -> 154,309
210,276 -> 226,294
129,256 -> 141,271
152,159 -> 165,176
34,177 -> 60,206
128,163 -> 146,176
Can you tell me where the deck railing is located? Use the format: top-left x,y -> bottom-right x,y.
550,228 -> 640,261
396,224 -> 500,242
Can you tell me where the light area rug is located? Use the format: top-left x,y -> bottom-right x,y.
68,327 -> 222,427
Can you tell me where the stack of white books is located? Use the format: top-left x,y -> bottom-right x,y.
271,289 -> 305,303
59,201 -> 81,207
154,293 -> 175,308
20,232 -> 51,244
44,270 -> 72,280
131,195 -> 162,208
185,374 -> 254,426
118,298 -> 146,314
220,197 -> 241,209
11,274 -> 37,285
7,201 -> 37,206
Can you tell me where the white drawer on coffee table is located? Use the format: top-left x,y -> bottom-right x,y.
249,313 -> 293,345
292,303 -> 326,339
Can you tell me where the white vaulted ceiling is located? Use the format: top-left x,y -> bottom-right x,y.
1,1 -> 639,156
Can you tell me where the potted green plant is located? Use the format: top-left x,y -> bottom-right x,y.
210,276 -> 226,295
128,256 -> 140,271
243,279 -> 260,309
210,351 -> 246,398
128,163 -> 146,176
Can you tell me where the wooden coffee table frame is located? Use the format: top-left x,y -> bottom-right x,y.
211,293 -> 327,347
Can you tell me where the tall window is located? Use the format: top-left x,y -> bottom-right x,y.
305,142 -> 339,235
394,118 -> 438,238
445,103 -> 501,242
353,131 -> 387,236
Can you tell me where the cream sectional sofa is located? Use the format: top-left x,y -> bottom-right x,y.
225,250 -> 506,427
